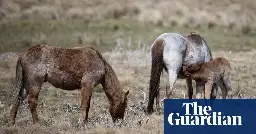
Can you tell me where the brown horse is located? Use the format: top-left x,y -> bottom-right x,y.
10,44 -> 129,124
182,57 -> 233,99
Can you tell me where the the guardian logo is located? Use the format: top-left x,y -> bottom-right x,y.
168,102 -> 242,126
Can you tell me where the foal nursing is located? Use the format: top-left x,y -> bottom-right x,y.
182,57 -> 233,99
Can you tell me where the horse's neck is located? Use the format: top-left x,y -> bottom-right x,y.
102,64 -> 123,103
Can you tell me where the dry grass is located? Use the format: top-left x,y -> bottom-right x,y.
0,41 -> 256,133
0,0 -> 255,133
0,0 -> 256,29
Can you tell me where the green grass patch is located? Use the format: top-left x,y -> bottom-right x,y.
0,19 -> 255,53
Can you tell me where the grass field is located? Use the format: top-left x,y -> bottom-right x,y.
0,0 -> 256,134
1,19 -> 256,53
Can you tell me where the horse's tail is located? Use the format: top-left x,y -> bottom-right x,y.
147,39 -> 165,114
10,57 -> 27,125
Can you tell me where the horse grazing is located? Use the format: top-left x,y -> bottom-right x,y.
147,32 -> 218,113
10,44 -> 129,124
182,57 -> 233,99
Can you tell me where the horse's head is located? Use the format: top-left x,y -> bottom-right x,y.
182,65 -> 191,77
110,90 -> 129,122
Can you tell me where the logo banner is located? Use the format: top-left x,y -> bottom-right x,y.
164,99 -> 256,134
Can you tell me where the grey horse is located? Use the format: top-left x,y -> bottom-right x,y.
147,32 -> 217,113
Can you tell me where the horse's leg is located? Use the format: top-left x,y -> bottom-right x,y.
210,83 -> 218,99
195,81 -> 204,99
217,79 -> 227,99
165,70 -> 178,99
186,78 -> 193,99
223,74 -> 233,98
204,80 -> 213,99
155,88 -> 160,110
81,80 -> 93,122
163,51 -> 182,99
27,81 -> 42,124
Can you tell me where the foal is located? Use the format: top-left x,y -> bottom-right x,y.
10,44 -> 129,124
182,57 -> 233,99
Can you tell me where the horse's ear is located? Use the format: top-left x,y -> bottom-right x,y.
122,90 -> 129,103
125,90 -> 130,97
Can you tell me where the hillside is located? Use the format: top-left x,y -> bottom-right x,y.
1,0 -> 256,28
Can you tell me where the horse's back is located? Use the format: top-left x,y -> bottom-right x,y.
22,44 -> 103,68
21,44 -> 105,90
155,33 -> 187,50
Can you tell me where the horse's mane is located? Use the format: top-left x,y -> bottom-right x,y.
88,47 -> 122,93
88,47 -> 110,69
